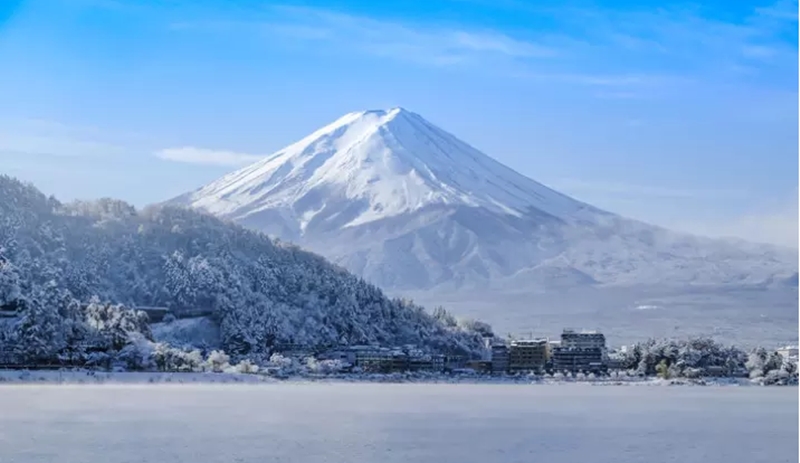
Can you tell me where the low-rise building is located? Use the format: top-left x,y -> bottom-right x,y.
551,347 -> 606,374
355,348 -> 402,373
408,353 -> 446,372
466,360 -> 492,373
491,343 -> 509,374
432,354 -> 446,372
321,346 -> 448,373
777,345 -> 799,363
318,349 -> 356,365
508,339 -> 548,373
445,354 -> 467,371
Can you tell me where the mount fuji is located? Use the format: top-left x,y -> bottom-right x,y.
170,108 -> 797,293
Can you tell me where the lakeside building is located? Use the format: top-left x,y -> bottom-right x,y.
777,345 -> 799,363
445,354 -> 468,371
551,347 -> 606,374
466,360 -> 492,373
489,330 -> 610,375
508,339 -> 549,373
550,329 -> 609,374
481,337 -> 494,362
490,343 -> 509,374
318,345 -> 450,373
561,329 -> 607,352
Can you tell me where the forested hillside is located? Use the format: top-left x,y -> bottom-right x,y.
0,175 -> 489,363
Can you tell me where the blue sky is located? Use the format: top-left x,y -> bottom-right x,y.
0,0 -> 797,247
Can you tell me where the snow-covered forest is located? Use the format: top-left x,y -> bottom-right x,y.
0,175 -> 490,367
616,337 -> 797,385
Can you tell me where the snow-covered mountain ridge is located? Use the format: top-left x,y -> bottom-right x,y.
172,108 -> 797,291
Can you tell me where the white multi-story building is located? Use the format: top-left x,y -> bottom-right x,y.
560,329 -> 607,351
777,345 -> 799,363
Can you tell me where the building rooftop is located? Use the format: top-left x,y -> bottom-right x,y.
562,329 -> 602,335
511,339 -> 548,346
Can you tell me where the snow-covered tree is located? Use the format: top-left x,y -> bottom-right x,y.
306,357 -> 346,374
117,334 -> 156,371
620,337 -> 748,378
0,259 -> 22,310
0,174 -> 494,365
432,306 -> 457,327
204,350 -> 231,372
84,299 -> 152,351
746,348 -> 769,379
234,359 -> 259,374
12,297 -> 64,364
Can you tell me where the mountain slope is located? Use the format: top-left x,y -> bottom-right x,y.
0,175 -> 489,356
173,108 -> 797,291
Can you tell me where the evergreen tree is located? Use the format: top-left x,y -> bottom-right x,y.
12,297 -> 64,364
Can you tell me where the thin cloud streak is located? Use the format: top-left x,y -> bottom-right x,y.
0,117 -> 153,158
156,147 -> 262,166
170,5 -> 559,68
554,178 -> 748,200
0,133 -> 129,158
164,1 -> 796,91
678,200 -> 799,249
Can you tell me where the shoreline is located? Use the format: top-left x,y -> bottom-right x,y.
0,369 -> 787,387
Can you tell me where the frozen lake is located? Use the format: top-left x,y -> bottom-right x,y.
0,383 -> 796,463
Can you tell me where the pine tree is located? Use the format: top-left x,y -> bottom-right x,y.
12,297 -> 64,364
0,259 -> 22,310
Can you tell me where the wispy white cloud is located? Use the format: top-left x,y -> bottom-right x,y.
583,1 -> 796,67
510,71 -> 687,87
625,119 -> 644,127
0,117 -> 140,158
741,45 -> 781,60
155,147 -> 262,166
162,1 -> 796,94
94,0 -> 798,96
555,178 -> 797,247
754,0 -> 799,21
677,198 -> 799,249
594,90 -> 643,99
170,5 -> 558,67
556,177 -> 797,247
449,30 -> 556,58
553,178 -> 747,200
273,6 -> 558,60
471,0 -> 796,83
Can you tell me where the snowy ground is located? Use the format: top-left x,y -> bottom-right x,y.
0,383 -> 796,463
0,370 -> 278,385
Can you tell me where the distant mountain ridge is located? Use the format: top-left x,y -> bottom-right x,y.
172,108 -> 797,291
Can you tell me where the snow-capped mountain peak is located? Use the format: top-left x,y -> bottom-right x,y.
172,108 -> 796,292
177,107 -> 591,231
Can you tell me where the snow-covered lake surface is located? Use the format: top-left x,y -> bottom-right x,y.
0,384 -> 796,463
